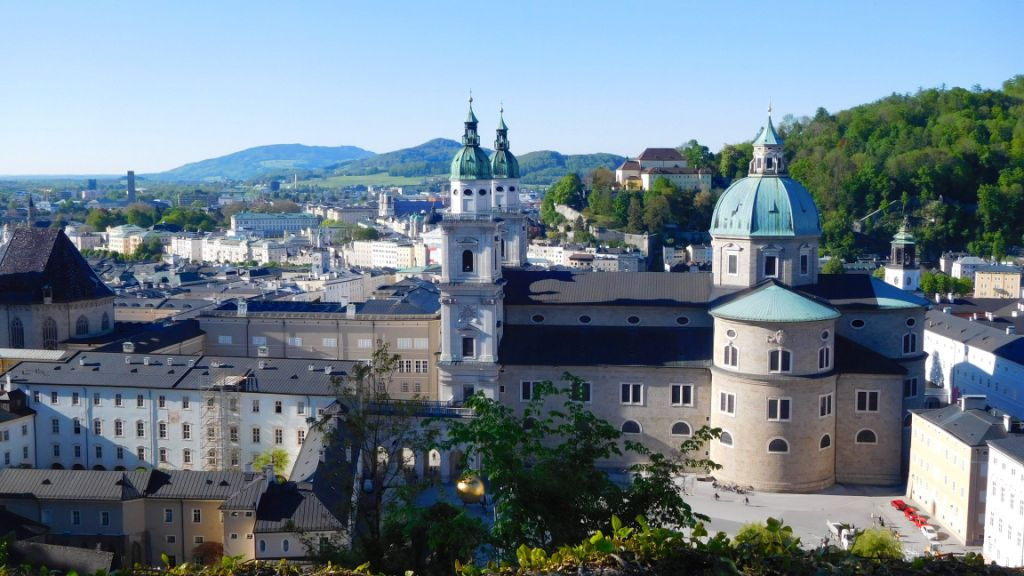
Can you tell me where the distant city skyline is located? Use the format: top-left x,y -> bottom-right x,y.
0,0 -> 1021,175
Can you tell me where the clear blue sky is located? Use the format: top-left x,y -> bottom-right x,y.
0,0 -> 1021,175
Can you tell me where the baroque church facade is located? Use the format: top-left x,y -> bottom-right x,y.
436,102 -> 929,492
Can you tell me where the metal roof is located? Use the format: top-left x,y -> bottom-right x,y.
146,470 -> 259,501
0,469 -> 150,501
925,310 -> 1024,363
914,404 -> 1008,447
254,481 -> 344,533
800,275 -> 929,310
988,436 -> 1024,464
711,281 -> 840,323
500,325 -> 712,367
0,228 -> 114,304
503,268 -> 712,307
710,175 -> 821,238
753,115 -> 782,146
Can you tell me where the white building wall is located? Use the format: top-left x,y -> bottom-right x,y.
985,445 -> 1024,566
0,413 -> 34,469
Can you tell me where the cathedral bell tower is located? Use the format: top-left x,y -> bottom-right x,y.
490,106 -> 527,267
884,219 -> 920,291
437,96 -> 505,402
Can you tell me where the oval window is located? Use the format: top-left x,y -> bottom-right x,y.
509,186 -> 516,192
906,318 -> 916,327
531,314 -> 544,324
578,315 -> 591,324
452,189 -> 459,195
479,189 -> 487,195
726,329 -> 737,339
676,316 -> 690,326
627,316 -> 640,325
820,330 -> 830,341
496,186 -> 504,192
851,319 -> 865,329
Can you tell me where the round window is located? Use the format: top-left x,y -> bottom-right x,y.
820,330 -> 830,341
726,329 -> 737,339
496,186 -> 503,192
676,316 -> 690,326
906,318 -> 916,327
627,316 -> 640,325
851,319 -> 865,329
509,186 -> 516,192
531,314 -> 544,324
452,189 -> 459,195
464,189 -> 473,196
578,315 -> 591,324
479,189 -> 487,195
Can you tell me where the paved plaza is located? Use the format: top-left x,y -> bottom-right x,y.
415,475 -> 983,560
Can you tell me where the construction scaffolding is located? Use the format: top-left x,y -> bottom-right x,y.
200,367 -> 243,470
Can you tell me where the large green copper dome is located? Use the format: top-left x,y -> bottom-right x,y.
710,175 -> 821,237
491,150 -> 519,179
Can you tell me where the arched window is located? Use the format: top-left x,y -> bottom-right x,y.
101,312 -> 110,331
621,420 -> 641,435
856,429 -> 877,444
461,250 -> 474,272
258,540 -> 267,553
671,421 -> 692,436
767,438 -> 789,453
819,434 -> 832,449
42,317 -> 58,350
282,539 -> 290,553
720,431 -> 733,446
723,343 -> 738,368
818,346 -> 831,370
903,333 -> 917,354
75,315 -> 89,336
9,317 -> 24,349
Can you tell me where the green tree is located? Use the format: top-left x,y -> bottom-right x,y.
85,208 -> 126,232
849,527 -> 903,559
678,139 -> 715,171
547,173 -> 587,211
352,226 -> 381,241
821,257 -> 845,274
626,195 -> 645,234
251,447 -> 290,480
642,195 -> 671,235
125,203 -> 159,227
131,235 -> 164,261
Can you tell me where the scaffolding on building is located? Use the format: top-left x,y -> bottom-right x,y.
200,366 -> 245,470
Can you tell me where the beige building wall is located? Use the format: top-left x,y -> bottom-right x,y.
144,499 -> 229,565
908,413 -> 988,545
975,270 -> 1022,299
833,372 -> 902,485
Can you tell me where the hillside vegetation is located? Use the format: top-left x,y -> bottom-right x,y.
153,144 -> 374,182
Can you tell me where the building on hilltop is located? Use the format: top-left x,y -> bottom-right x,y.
434,104 -> 928,492
615,147 -> 711,192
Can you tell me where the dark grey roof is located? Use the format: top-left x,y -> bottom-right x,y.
925,310 -> 1024,364
393,200 -> 439,218
145,470 -> 259,501
503,269 -> 712,307
988,436 -> 1024,463
835,336 -> 906,375
0,506 -> 48,539
0,228 -> 114,304
9,541 -> 114,575
176,356 -> 356,395
0,469 -> 150,501
914,404 -> 1008,446
637,148 -> 684,162
500,325 -> 712,367
90,319 -> 204,353
254,481 -> 344,533
799,274 -> 929,309
222,475 -> 267,510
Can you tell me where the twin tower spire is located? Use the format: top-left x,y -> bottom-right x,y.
452,96 -> 519,181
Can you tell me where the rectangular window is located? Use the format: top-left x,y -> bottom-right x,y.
32,392 -> 39,404
903,378 -> 918,398
415,360 -> 429,373
137,446 -> 145,460
72,392 -> 80,406
297,429 -> 306,445
819,393 -> 833,417
620,383 -> 643,405
723,344 -> 738,368
182,396 -> 190,409
115,394 -> 123,407
116,447 -> 124,460
461,337 -> 475,358
183,449 -> 192,464
158,395 -> 166,408
52,444 -> 60,457
856,390 -> 880,412
727,253 -> 738,275
166,535 -> 176,544
397,338 -> 413,349
287,336 -> 302,347
115,420 -> 124,437
194,536 -> 204,544
218,335 -> 232,345
357,338 -> 372,349
93,393 -> 101,406
74,444 -> 82,458
767,398 -> 791,421
229,426 -> 239,443
252,428 -> 261,443
274,401 -> 282,414
136,394 -> 144,408
159,422 -> 168,439
100,511 -> 110,526
800,254 -> 809,275
297,402 -> 306,415
322,337 -> 337,348
571,381 -> 592,403
192,509 -> 201,523
274,428 -> 283,445
768,349 -> 791,373
159,448 -> 168,463
182,423 -> 192,440
51,418 -> 59,434
671,384 -> 694,407
50,392 -> 58,405
414,338 -> 429,349
398,360 -> 413,373
95,445 -> 103,459
520,381 -> 537,402
73,419 -> 81,434
764,255 -> 778,278
719,391 -> 736,415
903,333 -> 918,354
72,510 -> 81,525
252,399 -> 260,413
252,336 -> 267,346
136,421 -> 145,438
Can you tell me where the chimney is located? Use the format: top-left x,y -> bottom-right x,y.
143,356 -> 151,366
943,307 -> 952,314
1004,414 -> 1016,433
1008,326 -> 1017,336
986,311 -> 995,321
959,395 -> 987,412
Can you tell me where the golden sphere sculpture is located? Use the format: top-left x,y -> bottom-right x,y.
456,475 -> 485,504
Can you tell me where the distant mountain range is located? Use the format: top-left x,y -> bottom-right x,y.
151,140 -> 625,186
149,144 -> 375,182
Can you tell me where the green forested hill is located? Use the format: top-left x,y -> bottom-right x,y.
152,144 -> 374,182
518,150 -> 625,185
777,76 -> 1024,260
